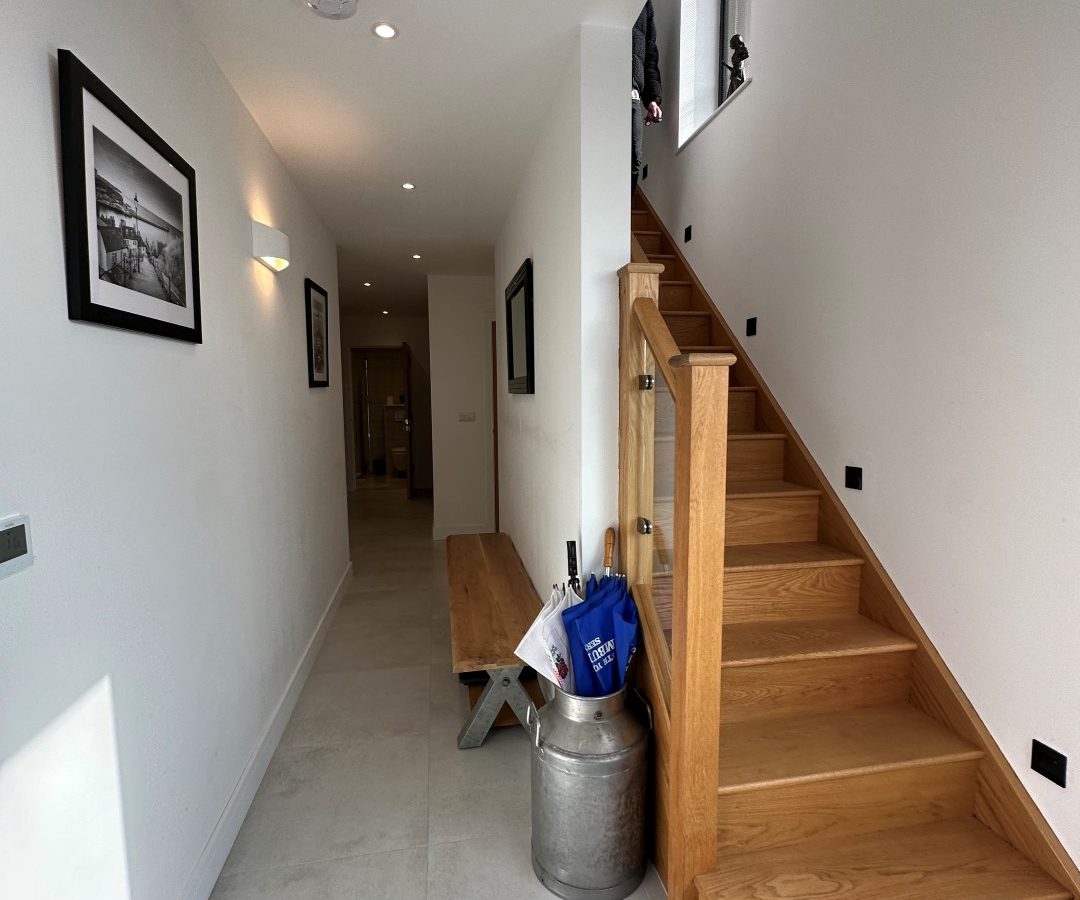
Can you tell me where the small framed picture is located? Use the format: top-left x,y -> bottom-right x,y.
305,278 -> 330,388
58,50 -> 201,342
504,259 -> 535,394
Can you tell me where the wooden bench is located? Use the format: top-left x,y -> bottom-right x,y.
446,532 -> 543,749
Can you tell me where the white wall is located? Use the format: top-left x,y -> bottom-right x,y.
495,24 -> 629,586
643,0 -> 1080,860
340,315 -> 434,492
427,276 -> 496,540
0,2 -> 350,898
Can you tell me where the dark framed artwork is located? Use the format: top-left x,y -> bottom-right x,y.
58,50 -> 201,343
504,258 -> 534,394
305,278 -> 330,388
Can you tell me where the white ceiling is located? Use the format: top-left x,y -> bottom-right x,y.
185,0 -> 641,315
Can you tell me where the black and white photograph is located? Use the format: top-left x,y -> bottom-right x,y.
305,278 -> 330,388
59,49 -> 202,342
94,128 -> 185,306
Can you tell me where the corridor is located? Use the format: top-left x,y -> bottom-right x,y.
212,481 -> 665,899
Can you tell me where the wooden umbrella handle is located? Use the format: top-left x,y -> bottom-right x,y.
604,526 -> 617,571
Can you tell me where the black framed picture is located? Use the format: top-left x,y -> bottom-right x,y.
305,278 -> 330,388
504,259 -> 534,394
58,50 -> 201,343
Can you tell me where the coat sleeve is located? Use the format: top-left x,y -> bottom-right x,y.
643,2 -> 663,106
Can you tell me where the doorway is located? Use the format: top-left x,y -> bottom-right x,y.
351,345 -> 414,497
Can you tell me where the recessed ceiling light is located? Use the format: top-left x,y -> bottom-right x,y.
307,0 -> 358,20
382,310 -> 390,315
363,282 -> 371,287
372,21 -> 398,39
402,182 -> 415,190
412,253 -> 421,260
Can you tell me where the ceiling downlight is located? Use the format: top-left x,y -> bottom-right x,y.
372,21 -> 398,39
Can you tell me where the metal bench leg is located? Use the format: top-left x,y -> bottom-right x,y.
457,665 -> 535,749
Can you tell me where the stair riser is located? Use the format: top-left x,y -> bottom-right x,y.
725,496 -> 819,545
658,282 -> 692,311
664,313 -> 712,346
658,258 -> 688,281
631,210 -> 651,230
721,651 -> 913,723
725,564 -> 862,624
728,391 -> 756,432
635,232 -> 664,253
716,758 -> 978,856
728,438 -> 785,481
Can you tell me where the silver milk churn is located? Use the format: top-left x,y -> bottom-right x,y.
527,685 -> 648,900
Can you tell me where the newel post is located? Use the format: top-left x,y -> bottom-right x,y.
617,262 -> 664,587
667,355 -> 733,900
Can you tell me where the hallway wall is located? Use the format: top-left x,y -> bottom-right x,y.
642,0 -> 1080,859
340,315 -> 434,492
427,275 -> 496,539
0,2 -> 349,897
495,24 -> 630,585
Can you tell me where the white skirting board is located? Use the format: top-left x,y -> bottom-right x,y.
180,561 -> 354,900
432,523 -> 491,541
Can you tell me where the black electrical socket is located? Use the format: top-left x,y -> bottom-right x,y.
1032,740 -> 1067,788
684,225 -> 692,243
845,466 -> 863,490
642,164 -> 649,180
746,316 -> 757,336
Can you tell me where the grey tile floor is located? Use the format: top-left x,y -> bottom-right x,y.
212,481 -> 666,899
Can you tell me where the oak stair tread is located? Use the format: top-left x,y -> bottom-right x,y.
656,431 -> 783,443
662,309 -> 711,317
678,344 -> 734,353
722,616 -> 915,668
633,229 -> 662,235
725,541 -> 864,571
718,704 -> 982,794
695,817 -> 1071,899
727,480 -> 822,499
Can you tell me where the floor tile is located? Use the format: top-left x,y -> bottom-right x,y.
280,665 -> 430,750
221,736 -> 428,875
211,847 -> 427,900
427,725 -> 532,845
427,828 -> 653,900
313,620 -> 431,674
429,666 -> 469,734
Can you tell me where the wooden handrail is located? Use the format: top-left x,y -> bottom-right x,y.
618,260 -> 734,900
632,297 -> 681,394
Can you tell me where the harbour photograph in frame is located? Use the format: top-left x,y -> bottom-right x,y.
59,49 -> 202,342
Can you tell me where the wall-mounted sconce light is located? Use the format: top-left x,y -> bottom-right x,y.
251,219 -> 290,272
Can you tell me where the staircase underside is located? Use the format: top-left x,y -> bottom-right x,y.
630,192 -> 1077,899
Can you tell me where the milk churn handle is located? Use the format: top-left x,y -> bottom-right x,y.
526,702 -> 544,754
632,686 -> 654,733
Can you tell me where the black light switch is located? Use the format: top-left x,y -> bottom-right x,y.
845,466 -> 863,490
746,316 -> 757,337
1032,740 -> 1067,788
642,164 -> 649,180
684,225 -> 692,243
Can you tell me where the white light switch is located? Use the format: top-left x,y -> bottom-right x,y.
458,412 -> 477,422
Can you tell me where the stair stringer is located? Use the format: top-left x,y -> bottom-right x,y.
636,188 -> 1080,895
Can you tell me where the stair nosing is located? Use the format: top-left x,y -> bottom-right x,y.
717,747 -> 985,796
727,481 -> 822,499
724,542 -> 864,571
728,431 -> 785,441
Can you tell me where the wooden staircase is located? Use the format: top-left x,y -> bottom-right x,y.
621,194 -> 1078,900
